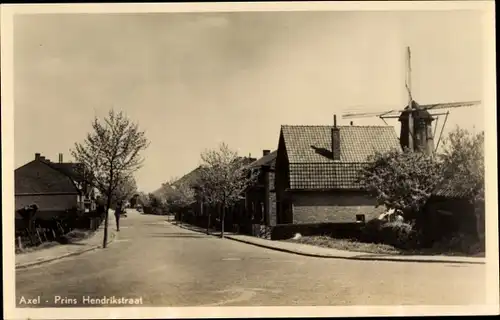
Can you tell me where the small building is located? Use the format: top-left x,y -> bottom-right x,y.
274,118 -> 401,227
15,153 -> 95,220
421,182 -> 484,246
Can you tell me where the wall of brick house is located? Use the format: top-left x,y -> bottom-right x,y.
268,171 -> 277,226
291,191 -> 385,224
15,194 -> 78,212
269,191 -> 277,226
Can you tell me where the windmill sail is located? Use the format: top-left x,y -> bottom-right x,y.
419,101 -> 481,111
342,100 -> 481,119
340,46 -> 481,120
405,46 -> 413,102
342,109 -> 401,119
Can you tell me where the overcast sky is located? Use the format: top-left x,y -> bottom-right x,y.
14,10 -> 485,193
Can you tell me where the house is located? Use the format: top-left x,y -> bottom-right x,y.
15,153 -> 96,220
274,116 -> 401,227
240,149 -> 277,237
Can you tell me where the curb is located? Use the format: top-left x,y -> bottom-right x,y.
173,222 -> 221,237
15,230 -> 117,270
172,222 -> 485,265
224,235 -> 486,265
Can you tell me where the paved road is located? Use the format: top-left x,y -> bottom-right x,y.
16,210 -> 486,307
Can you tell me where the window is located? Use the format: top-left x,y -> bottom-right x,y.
356,214 -> 365,223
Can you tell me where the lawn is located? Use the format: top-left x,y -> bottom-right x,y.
285,235 -> 485,257
285,236 -> 402,255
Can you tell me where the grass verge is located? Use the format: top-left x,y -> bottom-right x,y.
15,229 -> 96,254
286,235 -> 485,257
286,236 -> 401,255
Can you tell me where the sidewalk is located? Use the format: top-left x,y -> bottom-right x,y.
174,222 -> 486,265
172,221 -> 235,237
16,222 -> 118,270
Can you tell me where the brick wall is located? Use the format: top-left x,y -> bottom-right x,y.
267,170 -> 277,226
291,191 -> 384,224
15,194 -> 78,212
269,191 -> 277,226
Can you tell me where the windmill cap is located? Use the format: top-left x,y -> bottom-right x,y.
398,100 -> 434,120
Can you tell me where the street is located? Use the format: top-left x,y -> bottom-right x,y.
16,210 -> 486,307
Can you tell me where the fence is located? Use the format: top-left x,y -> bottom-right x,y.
15,210 -> 105,251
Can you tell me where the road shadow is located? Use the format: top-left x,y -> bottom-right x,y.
65,242 -> 88,246
148,233 -> 210,239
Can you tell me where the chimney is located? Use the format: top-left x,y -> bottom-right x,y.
35,153 -> 41,160
59,153 -> 63,163
332,115 -> 340,161
263,149 -> 270,156
40,156 -> 46,161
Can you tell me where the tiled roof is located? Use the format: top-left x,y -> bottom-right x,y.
171,157 -> 256,190
49,163 -> 81,179
281,125 -> 401,163
175,166 -> 205,188
280,125 -> 401,190
248,150 -> 277,169
15,160 -> 80,195
432,180 -> 475,199
289,162 -> 368,190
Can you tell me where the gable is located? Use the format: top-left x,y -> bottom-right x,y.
15,160 -> 80,195
248,150 -> 277,169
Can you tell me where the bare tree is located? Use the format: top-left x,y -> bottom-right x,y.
71,110 -> 149,248
198,143 -> 258,238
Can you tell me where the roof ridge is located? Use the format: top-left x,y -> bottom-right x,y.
281,124 -> 395,128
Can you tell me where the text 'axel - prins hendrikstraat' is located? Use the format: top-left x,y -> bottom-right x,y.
18,295 -> 144,305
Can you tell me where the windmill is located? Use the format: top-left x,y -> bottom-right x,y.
341,46 -> 481,155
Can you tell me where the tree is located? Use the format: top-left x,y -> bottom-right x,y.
111,174 -> 137,208
358,148 -> 443,220
197,143 -> 258,238
136,192 -> 150,207
439,126 -> 484,201
438,126 -> 485,240
163,179 -> 196,223
130,194 -> 139,208
195,168 -> 218,234
71,110 -> 149,248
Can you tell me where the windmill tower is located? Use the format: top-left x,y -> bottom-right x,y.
342,47 -> 481,155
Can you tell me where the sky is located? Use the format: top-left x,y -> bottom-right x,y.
13,10 -> 485,193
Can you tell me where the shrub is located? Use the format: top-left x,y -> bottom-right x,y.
359,218 -> 385,243
380,220 -> 419,249
359,218 -> 419,249
430,232 -> 485,256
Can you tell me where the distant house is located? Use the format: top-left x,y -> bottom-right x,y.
15,153 -> 96,219
274,120 -> 401,225
171,156 -> 256,230
241,149 -> 277,236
